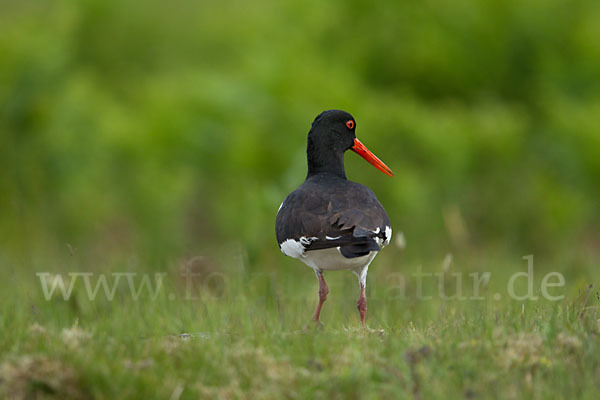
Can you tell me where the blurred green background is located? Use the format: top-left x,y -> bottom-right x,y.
2,0 -> 599,269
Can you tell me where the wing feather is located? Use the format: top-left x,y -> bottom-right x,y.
275,177 -> 392,259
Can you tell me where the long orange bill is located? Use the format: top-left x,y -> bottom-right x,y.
350,138 -> 394,177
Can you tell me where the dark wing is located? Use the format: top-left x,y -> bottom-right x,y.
275,178 -> 391,258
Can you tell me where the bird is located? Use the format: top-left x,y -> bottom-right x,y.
275,110 -> 393,326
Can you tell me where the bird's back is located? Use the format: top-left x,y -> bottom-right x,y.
276,173 -> 391,258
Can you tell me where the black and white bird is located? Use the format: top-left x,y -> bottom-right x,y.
275,110 -> 393,326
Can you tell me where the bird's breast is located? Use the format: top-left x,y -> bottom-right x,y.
298,247 -> 378,271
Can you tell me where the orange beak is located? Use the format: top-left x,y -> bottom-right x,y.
350,138 -> 394,177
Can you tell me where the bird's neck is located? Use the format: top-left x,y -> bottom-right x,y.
306,144 -> 347,179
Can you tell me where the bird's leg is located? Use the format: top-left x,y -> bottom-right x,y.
354,266 -> 369,327
312,269 -> 329,324
357,283 -> 367,326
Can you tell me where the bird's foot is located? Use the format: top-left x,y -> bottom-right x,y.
303,319 -> 325,332
361,325 -> 386,336
341,324 -> 385,336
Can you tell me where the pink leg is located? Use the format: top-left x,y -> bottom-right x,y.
312,270 -> 329,323
357,284 -> 367,326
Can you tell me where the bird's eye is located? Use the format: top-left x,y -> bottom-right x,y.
346,120 -> 355,129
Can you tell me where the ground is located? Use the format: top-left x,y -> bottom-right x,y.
1,250 -> 599,399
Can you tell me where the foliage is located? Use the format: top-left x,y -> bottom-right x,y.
1,0 -> 599,262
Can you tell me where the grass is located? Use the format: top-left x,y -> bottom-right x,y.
1,248 -> 599,399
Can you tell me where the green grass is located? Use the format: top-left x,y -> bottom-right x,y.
1,250 -> 599,399
2,1 -> 600,398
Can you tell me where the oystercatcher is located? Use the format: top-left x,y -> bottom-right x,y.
275,110 -> 393,326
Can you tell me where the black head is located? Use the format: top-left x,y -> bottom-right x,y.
310,109 -> 357,151
305,109 -> 394,180
306,110 -> 357,178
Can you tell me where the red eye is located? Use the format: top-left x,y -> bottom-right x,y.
346,120 -> 355,129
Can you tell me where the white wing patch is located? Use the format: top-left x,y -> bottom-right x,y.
279,239 -> 305,258
326,235 -> 341,240
279,236 -> 318,259
384,226 -> 392,246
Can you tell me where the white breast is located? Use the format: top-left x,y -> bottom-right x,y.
300,247 -> 378,272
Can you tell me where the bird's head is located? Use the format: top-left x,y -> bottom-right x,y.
307,110 -> 394,177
